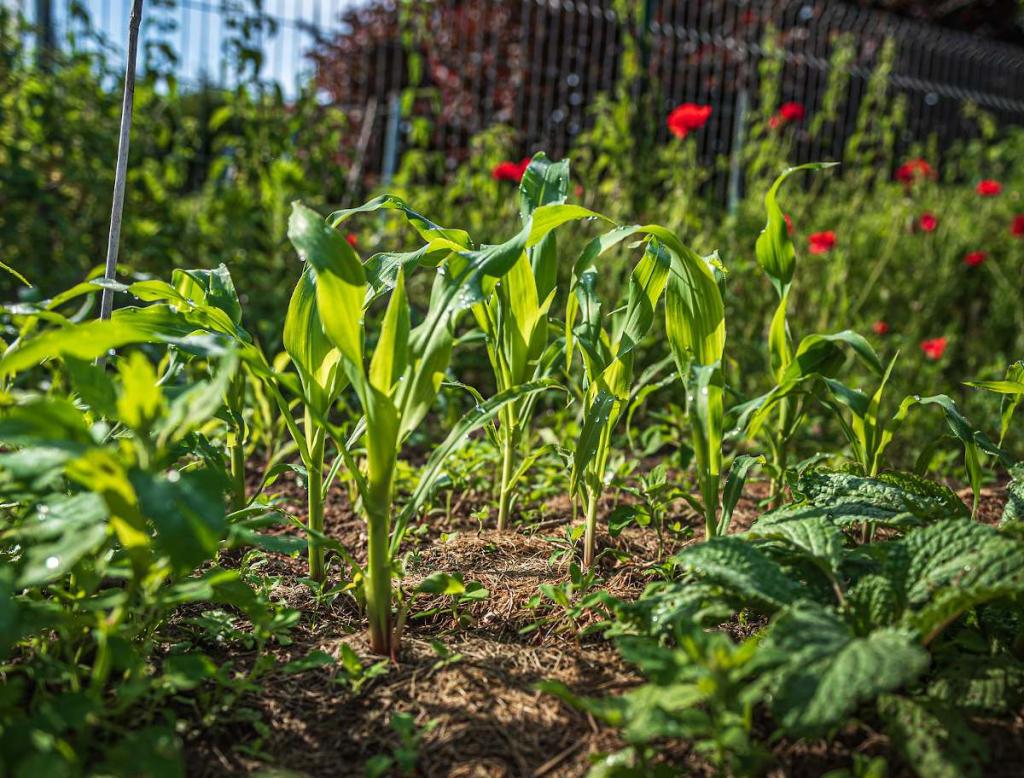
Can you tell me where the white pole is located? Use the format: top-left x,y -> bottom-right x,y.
99,0 -> 145,323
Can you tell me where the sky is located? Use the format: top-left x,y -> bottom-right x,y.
20,0 -> 364,87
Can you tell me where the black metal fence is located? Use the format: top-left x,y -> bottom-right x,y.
19,0 -> 1024,178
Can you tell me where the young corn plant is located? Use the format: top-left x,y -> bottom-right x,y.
731,164 -> 891,506
567,227 -> 674,567
289,195 -> 596,654
472,153 -> 577,531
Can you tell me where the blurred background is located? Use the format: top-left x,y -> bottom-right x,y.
3,0 -> 1024,460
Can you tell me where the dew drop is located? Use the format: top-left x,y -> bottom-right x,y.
45,556 -> 60,570
167,470 -> 181,483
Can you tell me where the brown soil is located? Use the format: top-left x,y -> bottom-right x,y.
181,473 -> 1018,778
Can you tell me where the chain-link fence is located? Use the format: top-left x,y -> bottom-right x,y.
18,0 -> 1024,181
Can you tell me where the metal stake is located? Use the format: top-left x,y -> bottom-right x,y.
99,0 -> 145,324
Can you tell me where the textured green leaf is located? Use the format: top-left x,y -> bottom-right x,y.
15,493 -> 110,587
878,694 -> 988,778
1002,463 -> 1024,525
900,520 -> 1024,638
760,604 -> 929,734
745,515 -> 846,581
671,537 -> 805,611
928,656 -> 1024,715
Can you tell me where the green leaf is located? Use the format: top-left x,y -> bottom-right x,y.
15,493 -> 110,588
328,193 -> 472,248
759,603 -> 929,734
782,330 -> 883,383
131,469 -> 227,573
670,536 -> 805,611
288,202 -> 367,370
755,163 -> 837,298
665,245 -> 726,370
519,152 -> 570,300
1002,463 -> 1024,525
878,695 -> 988,778
571,388 -> 617,496
745,515 -> 846,583
280,650 -> 337,675
416,572 -> 467,596
368,267 -> 410,395
720,456 -> 764,536
283,266 -> 345,416
900,520 -> 1024,639
162,654 -> 218,691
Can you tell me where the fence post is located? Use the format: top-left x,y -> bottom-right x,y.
381,91 -> 402,185
33,0 -> 55,69
98,0 -> 145,328
728,88 -> 749,215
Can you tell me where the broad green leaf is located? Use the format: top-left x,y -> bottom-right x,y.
900,520 -> 1024,638
519,152 -> 570,300
759,603 -> 929,734
115,350 -> 165,434
283,266 -> 344,416
878,695 -> 988,778
744,515 -> 846,583
665,245 -> 725,370
328,193 -> 472,248
131,469 -> 227,574
15,493 -> 110,587
417,571 -> 467,596
172,264 -> 243,326
671,536 -> 806,611
782,330 -> 883,383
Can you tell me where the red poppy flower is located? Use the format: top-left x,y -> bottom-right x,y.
976,179 -> 1002,196
784,213 -> 793,236
895,158 -> 934,184
346,233 -> 358,248
920,337 -> 947,361
964,250 -> 987,267
808,230 -> 836,254
918,212 -> 938,232
770,102 -> 805,129
872,321 -> 890,336
1012,215 -> 1024,237
492,157 -> 532,183
574,184 -> 584,198
667,103 -> 712,139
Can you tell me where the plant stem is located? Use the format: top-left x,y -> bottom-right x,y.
230,432 -> 246,512
496,426 -> 515,531
582,488 -> 599,569
365,500 -> 392,656
702,472 -> 720,540
306,423 -> 326,583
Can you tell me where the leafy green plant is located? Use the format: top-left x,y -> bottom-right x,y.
566,229 -> 673,567
287,194 -> 596,654
472,153 -> 576,531
0,315 -> 285,773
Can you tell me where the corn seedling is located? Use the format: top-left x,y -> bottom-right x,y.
567,227 -> 675,567
472,153 -> 576,531
289,195 -> 597,654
